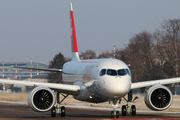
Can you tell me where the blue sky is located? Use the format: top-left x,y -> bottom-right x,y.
0,0 -> 180,65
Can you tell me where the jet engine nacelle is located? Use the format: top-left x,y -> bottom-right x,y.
144,84 -> 172,111
28,86 -> 55,112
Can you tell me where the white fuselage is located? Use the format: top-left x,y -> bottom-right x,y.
62,58 -> 131,102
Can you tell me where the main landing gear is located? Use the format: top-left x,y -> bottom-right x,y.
110,91 -> 138,118
51,92 -> 69,117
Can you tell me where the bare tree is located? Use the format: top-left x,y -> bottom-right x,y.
124,31 -> 155,82
97,51 -> 112,59
79,50 -> 96,59
154,19 -> 180,78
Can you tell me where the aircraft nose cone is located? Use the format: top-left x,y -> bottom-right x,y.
103,77 -> 131,98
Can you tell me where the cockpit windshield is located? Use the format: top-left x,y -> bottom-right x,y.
107,69 -> 117,76
99,69 -> 106,76
99,68 -> 131,76
117,69 -> 127,76
125,69 -> 131,76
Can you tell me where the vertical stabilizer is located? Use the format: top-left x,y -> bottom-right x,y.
70,2 -> 80,61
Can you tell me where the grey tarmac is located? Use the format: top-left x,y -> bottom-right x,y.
0,103 -> 180,120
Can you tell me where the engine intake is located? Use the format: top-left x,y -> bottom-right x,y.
144,84 -> 172,111
28,86 -> 55,112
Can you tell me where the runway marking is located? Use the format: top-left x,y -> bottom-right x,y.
87,118 -> 179,120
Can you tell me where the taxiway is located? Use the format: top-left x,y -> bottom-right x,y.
0,103 -> 180,120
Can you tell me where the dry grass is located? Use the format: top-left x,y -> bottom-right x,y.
1,91 -> 180,112
0,92 -> 28,102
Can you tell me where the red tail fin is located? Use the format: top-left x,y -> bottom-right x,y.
70,3 -> 80,61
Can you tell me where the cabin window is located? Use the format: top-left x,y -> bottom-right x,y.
107,69 -> 117,76
117,69 -> 127,76
99,69 -> 106,76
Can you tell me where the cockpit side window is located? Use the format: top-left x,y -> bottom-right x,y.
99,69 -> 106,76
107,69 -> 117,76
125,68 -> 131,76
117,69 -> 127,76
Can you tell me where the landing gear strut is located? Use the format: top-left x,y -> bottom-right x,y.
51,92 -> 69,117
109,99 -> 121,118
109,91 -> 138,117
122,90 -> 138,116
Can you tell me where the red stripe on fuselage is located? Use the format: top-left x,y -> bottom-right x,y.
71,10 -> 78,52
81,61 -> 98,63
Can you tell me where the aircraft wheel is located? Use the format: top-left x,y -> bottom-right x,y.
61,106 -> 66,117
116,111 -> 119,118
110,111 -> 114,118
51,106 -> 56,117
131,105 -> 136,116
122,105 -> 127,116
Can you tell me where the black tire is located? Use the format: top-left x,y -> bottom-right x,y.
111,111 -> 114,118
51,107 -> 56,117
122,105 -> 127,116
116,111 -> 119,118
131,105 -> 136,116
61,106 -> 66,117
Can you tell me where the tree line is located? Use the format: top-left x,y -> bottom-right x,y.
48,18 -> 180,83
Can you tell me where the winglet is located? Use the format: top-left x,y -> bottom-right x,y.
70,2 -> 80,61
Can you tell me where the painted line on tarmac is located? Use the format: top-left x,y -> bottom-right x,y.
87,118 -> 179,120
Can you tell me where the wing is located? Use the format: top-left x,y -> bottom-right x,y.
12,66 -> 62,72
0,79 -> 80,95
131,77 -> 180,90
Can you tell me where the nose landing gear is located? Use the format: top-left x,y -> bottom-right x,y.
109,99 -> 121,118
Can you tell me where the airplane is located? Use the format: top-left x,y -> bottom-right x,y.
1,2 -> 180,118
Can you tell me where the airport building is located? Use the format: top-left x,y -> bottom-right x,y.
0,62 -> 48,80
